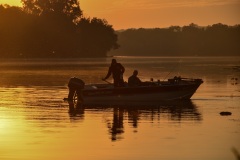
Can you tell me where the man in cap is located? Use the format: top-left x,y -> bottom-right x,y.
103,59 -> 125,87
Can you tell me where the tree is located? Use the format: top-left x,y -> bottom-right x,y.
19,0 -> 119,58
77,17 -> 119,57
21,0 -> 82,23
109,23 -> 240,56
0,2 -> 119,58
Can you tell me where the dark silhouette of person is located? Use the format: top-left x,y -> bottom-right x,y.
68,77 -> 85,102
103,59 -> 125,87
128,70 -> 142,87
110,107 -> 124,141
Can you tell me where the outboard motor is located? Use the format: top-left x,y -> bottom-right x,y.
68,77 -> 85,102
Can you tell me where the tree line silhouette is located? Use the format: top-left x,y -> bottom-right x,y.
0,1 -> 239,58
109,23 -> 240,56
0,0 -> 119,58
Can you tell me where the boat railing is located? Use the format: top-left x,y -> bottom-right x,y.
83,77 -> 203,90
168,77 -> 203,85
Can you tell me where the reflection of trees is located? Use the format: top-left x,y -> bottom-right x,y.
73,100 -> 202,141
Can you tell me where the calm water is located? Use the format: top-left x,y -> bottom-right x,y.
0,57 -> 240,160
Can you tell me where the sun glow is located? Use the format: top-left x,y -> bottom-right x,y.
0,118 -> 10,131
0,0 -> 22,6
0,0 -> 239,31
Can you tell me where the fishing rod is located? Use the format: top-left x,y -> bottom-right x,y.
102,79 -> 112,84
162,59 -> 182,81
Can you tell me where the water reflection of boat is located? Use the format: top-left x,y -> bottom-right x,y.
67,77 -> 203,105
68,100 -> 202,141
68,101 -> 85,119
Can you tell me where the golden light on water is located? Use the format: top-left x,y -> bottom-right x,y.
0,88 -> 27,137
0,54 -> 239,160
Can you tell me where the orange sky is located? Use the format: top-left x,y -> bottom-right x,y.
1,0 -> 240,30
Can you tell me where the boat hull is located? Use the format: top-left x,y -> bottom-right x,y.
81,79 -> 203,105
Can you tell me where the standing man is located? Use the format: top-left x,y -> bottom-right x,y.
102,59 -> 125,87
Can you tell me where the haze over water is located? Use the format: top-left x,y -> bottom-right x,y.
0,56 -> 239,160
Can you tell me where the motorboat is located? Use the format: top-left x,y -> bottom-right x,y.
65,76 -> 203,105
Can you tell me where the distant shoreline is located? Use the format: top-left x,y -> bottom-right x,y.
0,55 -> 239,61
